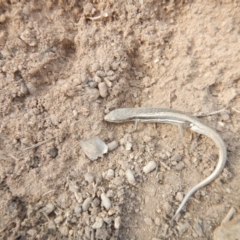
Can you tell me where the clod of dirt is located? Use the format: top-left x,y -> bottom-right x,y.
80,137 -> 108,161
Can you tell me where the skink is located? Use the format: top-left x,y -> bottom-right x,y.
104,108 -> 227,220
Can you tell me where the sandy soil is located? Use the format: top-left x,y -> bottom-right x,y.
0,0 -> 240,239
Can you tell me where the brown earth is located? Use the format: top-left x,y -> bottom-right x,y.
0,0 -> 240,239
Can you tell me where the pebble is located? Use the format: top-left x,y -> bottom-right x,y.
86,87 -> 100,101
125,141 -> 132,151
105,169 -> 115,179
113,176 -> 124,186
92,217 -> 103,229
92,197 -> 100,207
193,222 -> 204,237
108,208 -> 116,216
96,70 -> 106,77
106,190 -> 114,198
125,169 -> 136,185
54,215 -> 64,225
98,82 -> 108,98
175,162 -> 185,171
101,193 -> 111,210
163,202 -> 172,215
59,225 -> 69,236
91,62 -> 100,72
104,78 -> 112,88
74,204 -> 82,215
84,4 -> 94,16
88,81 -> 98,88
114,216 -> 121,229
80,137 -> 108,161
107,70 -> 114,76
48,220 -> 56,230
175,192 -> 184,202
82,197 -> 93,211
111,61 -> 119,70
44,203 -> 55,215
177,221 -> 190,235
172,153 -> 183,162
84,173 -> 95,183
107,141 -> 119,151
143,161 -> 157,174
27,228 -> 37,236
20,82 -> 29,95
144,217 -> 153,225
48,148 -> 58,158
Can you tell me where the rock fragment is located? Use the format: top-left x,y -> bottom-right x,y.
80,137 -> 108,161
143,161 -> 157,174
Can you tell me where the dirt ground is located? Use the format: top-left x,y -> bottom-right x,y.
0,0 -> 240,239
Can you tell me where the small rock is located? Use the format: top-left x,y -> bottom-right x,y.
114,216 -> 121,229
107,70 -> 114,76
74,204 -> 82,215
106,169 -> 115,179
27,228 -> 37,236
84,173 -> 94,183
86,87 -> 100,101
59,225 -> 69,236
111,61 -> 119,70
48,220 -> 56,230
143,161 -> 157,174
54,215 -> 64,225
108,208 -> 116,216
20,29 -> 37,46
80,137 -> 108,161
48,148 -> 58,158
172,153 -> 183,162
177,221 -> 190,235
83,2 -> 93,15
106,190 -> 114,198
88,81 -> 98,88
163,202 -> 172,215
92,217 -> 103,229
98,82 -> 108,98
101,193 -> 111,210
20,83 -> 29,95
45,203 -> 55,215
175,192 -> 184,202
175,162 -> 185,171
125,169 -> 136,185
91,62 -> 100,72
82,197 -> 92,211
107,141 -> 118,151
92,198 -> 100,207
96,70 -> 106,77
193,222 -> 204,237
125,141 -> 132,151
144,217 -> 153,225
113,176 -> 124,186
